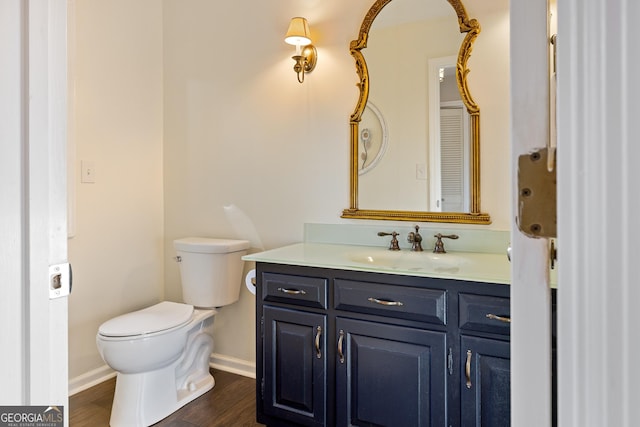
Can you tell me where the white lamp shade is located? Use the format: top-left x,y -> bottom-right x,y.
285,17 -> 312,46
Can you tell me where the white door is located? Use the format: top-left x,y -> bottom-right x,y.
556,0 -> 640,425
510,1 -> 553,426
0,1 -> 69,425
439,105 -> 469,212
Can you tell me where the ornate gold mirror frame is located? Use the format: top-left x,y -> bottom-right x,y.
341,0 -> 491,224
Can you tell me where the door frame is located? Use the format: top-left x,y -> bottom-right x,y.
0,0 -> 69,423
510,1 -> 553,425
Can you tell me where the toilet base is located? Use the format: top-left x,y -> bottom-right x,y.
110,368 -> 214,426
109,329 -> 214,426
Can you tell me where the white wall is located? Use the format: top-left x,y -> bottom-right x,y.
68,0 -> 512,383
68,0 -> 164,380
162,0 -> 511,367
161,0 -> 373,367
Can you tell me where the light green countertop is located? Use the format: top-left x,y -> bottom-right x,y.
244,242 -> 513,285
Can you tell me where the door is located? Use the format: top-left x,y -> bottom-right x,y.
263,306 -> 327,427
510,1 -> 553,426
460,336 -> 510,427
0,0 -> 69,422
555,0 -> 640,425
439,105 -> 470,213
335,317 -> 447,427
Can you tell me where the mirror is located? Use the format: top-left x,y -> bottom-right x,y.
342,0 -> 491,224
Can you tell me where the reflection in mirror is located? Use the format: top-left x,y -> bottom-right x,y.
428,58 -> 470,212
342,0 -> 491,224
359,102 -> 389,175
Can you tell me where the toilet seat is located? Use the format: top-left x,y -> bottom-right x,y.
98,301 -> 194,338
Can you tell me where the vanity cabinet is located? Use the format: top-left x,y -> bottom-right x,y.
458,293 -> 512,426
460,335 -> 510,426
334,317 -> 447,426
256,263 -> 522,427
262,306 -> 327,426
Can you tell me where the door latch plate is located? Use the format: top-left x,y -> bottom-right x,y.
49,262 -> 72,299
517,148 -> 557,238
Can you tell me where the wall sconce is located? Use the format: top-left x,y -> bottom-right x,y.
284,17 -> 317,83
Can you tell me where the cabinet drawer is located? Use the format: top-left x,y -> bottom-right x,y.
334,279 -> 447,325
459,293 -> 511,335
262,272 -> 327,308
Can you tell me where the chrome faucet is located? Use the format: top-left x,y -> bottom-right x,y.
407,225 -> 423,251
433,233 -> 459,253
377,231 -> 400,250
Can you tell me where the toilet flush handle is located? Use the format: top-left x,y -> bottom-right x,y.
173,256 -> 182,262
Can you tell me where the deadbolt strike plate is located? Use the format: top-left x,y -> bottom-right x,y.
517,148 -> 557,238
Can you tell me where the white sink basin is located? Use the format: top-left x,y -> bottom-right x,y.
347,249 -> 468,273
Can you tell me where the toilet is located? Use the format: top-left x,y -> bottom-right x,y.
96,237 -> 250,427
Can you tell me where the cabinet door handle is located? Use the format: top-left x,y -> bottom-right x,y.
367,297 -> 404,306
277,287 -> 307,295
337,329 -> 345,364
486,313 -> 511,323
465,350 -> 472,389
315,326 -> 322,359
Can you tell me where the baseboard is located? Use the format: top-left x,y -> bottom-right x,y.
69,364 -> 116,396
209,353 -> 256,379
69,354 -> 255,396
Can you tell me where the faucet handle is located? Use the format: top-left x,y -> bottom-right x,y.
435,233 -> 459,240
433,233 -> 459,253
378,231 -> 401,250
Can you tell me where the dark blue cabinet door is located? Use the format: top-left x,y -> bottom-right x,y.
263,306 -> 327,426
335,317 -> 447,427
460,335 -> 510,427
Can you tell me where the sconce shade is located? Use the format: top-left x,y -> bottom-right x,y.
285,17 -> 312,46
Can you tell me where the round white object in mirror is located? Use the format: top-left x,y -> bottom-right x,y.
358,101 -> 389,175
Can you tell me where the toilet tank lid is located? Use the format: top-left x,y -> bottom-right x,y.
98,301 -> 194,337
173,237 -> 250,253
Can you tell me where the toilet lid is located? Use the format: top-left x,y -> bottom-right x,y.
98,301 -> 194,337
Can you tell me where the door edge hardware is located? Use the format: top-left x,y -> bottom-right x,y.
49,262 -> 72,299
517,147 -> 557,238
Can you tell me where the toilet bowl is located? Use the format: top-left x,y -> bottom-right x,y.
96,237 -> 249,427
97,302 -> 217,426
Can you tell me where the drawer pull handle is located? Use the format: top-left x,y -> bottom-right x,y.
315,326 -> 322,359
486,313 -> 511,323
367,297 -> 404,306
337,329 -> 345,364
277,287 -> 307,295
465,350 -> 472,389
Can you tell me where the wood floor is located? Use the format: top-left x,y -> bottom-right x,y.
69,369 -> 265,426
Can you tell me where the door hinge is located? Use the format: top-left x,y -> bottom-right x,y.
447,348 -> 453,375
261,377 -> 265,400
517,147 -> 557,238
260,316 -> 264,338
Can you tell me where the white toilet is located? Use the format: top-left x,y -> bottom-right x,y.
96,237 -> 250,427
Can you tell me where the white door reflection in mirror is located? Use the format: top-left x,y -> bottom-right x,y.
428,56 -> 470,212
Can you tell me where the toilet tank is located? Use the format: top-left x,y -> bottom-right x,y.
173,237 -> 250,308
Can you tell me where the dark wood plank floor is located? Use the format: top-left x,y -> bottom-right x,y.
69,369 -> 265,426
